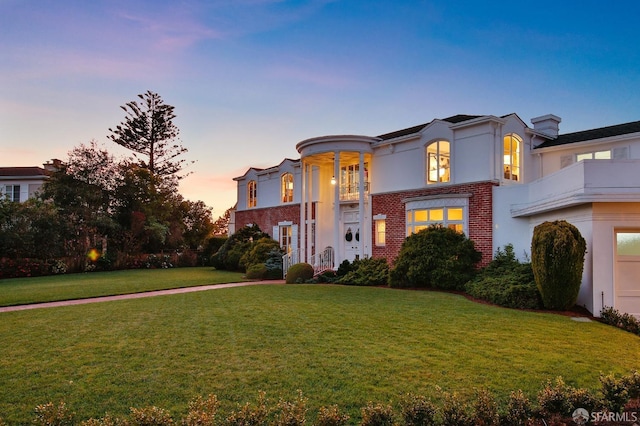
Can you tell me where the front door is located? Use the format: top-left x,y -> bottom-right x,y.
614,230 -> 640,317
343,210 -> 360,262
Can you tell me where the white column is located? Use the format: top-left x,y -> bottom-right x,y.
306,162 -> 313,260
299,160 -> 306,263
333,151 -> 341,265
358,152 -> 365,260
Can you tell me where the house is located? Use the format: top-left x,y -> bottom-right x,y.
232,113 -> 640,317
0,160 -> 58,202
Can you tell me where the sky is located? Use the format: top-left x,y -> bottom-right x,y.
2,0 -> 640,217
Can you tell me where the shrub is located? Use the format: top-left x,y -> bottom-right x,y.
264,249 -> 284,280
182,394 -> 219,426
531,220 -> 586,310
389,225 -> 481,290
360,402 -> 394,426
240,238 -> 282,271
472,389 -> 499,426
225,391 -> 270,426
398,393 -> 437,426
177,250 -> 198,267
211,224 -> 270,271
273,390 -> 307,426
600,373 -> 629,413
129,406 -> 174,425
536,376 -> 596,419
337,258 -> 389,286
286,263 -> 314,284
316,270 -> 337,283
465,246 -> 541,309
314,405 -> 349,426
440,390 -> 472,426
600,306 -> 640,336
32,401 -> 74,426
246,263 -> 268,280
501,389 -> 532,426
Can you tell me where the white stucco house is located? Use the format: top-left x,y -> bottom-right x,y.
0,160 -> 57,202
232,113 -> 640,317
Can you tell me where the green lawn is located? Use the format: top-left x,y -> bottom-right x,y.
0,283 -> 638,424
0,267 -> 245,306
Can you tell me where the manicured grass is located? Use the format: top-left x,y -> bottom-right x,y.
0,267 -> 245,306
0,284 -> 639,424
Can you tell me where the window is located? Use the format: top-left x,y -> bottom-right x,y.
406,207 -> 465,235
4,185 -> 20,202
374,215 -> 386,246
280,225 -> 292,253
576,150 -> 611,162
426,141 -> 450,183
247,180 -> 257,208
503,134 -> 521,181
339,163 -> 369,201
281,173 -> 294,203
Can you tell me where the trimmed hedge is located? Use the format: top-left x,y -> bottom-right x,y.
285,263 -> 314,284
531,220 -> 586,310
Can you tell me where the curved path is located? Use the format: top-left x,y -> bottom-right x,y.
0,280 -> 285,313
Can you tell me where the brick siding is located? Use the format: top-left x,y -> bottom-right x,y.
371,181 -> 496,267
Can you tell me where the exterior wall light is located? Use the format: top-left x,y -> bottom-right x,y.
330,176 -> 336,185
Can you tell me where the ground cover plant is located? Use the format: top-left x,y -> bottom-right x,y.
1,284 -> 639,424
0,267 -> 245,307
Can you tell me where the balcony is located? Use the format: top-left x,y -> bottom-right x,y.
339,181 -> 370,201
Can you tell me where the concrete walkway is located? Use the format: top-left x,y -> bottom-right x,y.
0,280 -> 285,313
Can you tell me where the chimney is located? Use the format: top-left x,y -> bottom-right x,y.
531,114 -> 561,138
43,159 -> 63,172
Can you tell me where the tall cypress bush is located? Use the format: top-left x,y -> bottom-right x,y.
531,220 -> 586,310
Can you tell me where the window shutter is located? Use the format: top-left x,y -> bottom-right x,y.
272,226 -> 279,242
291,225 -> 298,252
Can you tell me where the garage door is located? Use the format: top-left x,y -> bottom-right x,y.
614,231 -> 640,317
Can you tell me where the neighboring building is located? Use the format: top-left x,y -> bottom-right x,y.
232,113 -> 640,317
0,160 -> 58,202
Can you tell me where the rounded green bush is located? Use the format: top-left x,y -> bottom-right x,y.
245,263 -> 267,280
285,263 -> 314,284
531,220 -> 586,310
389,225 -> 481,289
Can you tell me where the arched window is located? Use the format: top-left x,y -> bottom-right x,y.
426,140 -> 450,184
281,173 -> 294,203
503,134 -> 522,181
247,180 -> 257,208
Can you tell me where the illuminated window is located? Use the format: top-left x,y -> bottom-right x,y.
374,216 -> 386,246
406,206 -> 465,235
503,134 -> 521,181
426,141 -> 450,183
247,180 -> 257,208
576,150 -> 611,162
281,173 -> 294,203
280,225 -> 292,253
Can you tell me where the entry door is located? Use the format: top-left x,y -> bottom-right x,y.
614,231 -> 640,317
343,210 -> 360,262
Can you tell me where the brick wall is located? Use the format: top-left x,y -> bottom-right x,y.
371,181 -> 496,267
234,204 -> 315,244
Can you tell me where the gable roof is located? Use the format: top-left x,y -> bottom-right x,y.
535,120 -> 640,149
377,114 -> 483,140
0,167 -> 48,178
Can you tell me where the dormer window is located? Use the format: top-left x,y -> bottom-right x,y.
247,180 -> 257,208
281,173 -> 294,203
426,141 -> 450,184
503,134 -> 521,181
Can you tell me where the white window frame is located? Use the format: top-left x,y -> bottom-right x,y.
405,196 -> 469,236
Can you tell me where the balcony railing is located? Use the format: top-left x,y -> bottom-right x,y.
339,181 -> 370,201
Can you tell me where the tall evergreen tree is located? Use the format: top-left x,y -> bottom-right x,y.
108,90 -> 192,178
